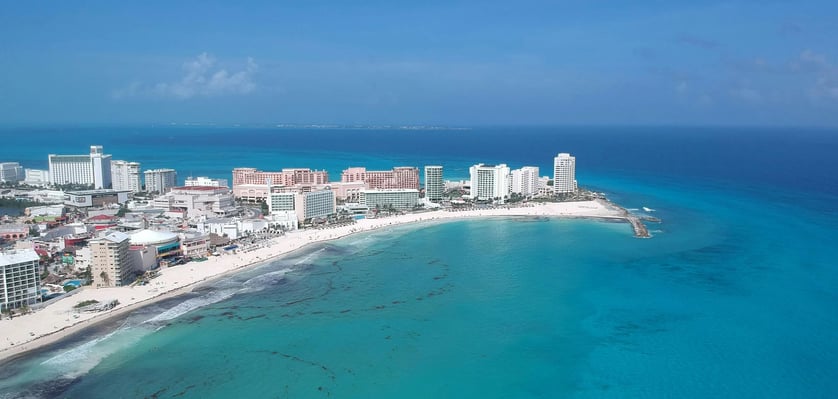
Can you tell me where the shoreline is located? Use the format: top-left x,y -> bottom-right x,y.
0,200 -> 637,363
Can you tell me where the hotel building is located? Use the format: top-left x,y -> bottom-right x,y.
144,168 -> 177,193
424,165 -> 444,202
511,166 -> 540,197
111,160 -> 142,193
48,145 -> 112,189
234,181 -> 364,203
469,163 -> 511,203
233,167 -> 328,187
267,186 -> 336,223
553,153 -> 577,194
0,249 -> 41,310
232,168 -> 329,199
360,189 -> 420,210
185,176 -> 229,188
24,169 -> 50,186
0,162 -> 24,183
341,166 -> 420,190
90,231 -> 136,288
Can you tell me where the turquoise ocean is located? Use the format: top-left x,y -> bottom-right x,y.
0,126 -> 836,398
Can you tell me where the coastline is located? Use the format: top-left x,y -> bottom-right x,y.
0,200 -> 633,364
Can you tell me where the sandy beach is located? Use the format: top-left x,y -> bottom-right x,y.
0,200 -> 626,363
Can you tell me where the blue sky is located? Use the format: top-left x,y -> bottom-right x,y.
1,1 -> 837,126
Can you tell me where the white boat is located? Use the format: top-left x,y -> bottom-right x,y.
642,207 -> 655,212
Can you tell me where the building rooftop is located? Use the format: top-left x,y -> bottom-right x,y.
98,231 -> 130,244
361,189 -> 420,193
66,189 -> 130,195
129,229 -> 179,245
170,186 -> 226,192
0,249 -> 40,267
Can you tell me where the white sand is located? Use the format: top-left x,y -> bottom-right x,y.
0,200 -> 624,362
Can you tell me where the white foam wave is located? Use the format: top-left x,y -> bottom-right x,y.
292,248 -> 325,265
241,268 -> 293,293
143,289 -> 237,324
41,320 -> 147,379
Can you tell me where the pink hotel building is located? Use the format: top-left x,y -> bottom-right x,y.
341,167 -> 420,190
232,166 -> 419,201
233,168 -> 329,200
233,167 -> 329,186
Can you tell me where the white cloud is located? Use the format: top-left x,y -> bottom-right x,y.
113,53 -> 258,100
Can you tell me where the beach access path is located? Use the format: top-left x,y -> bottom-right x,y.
0,200 -> 629,363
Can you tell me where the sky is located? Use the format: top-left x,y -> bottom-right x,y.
1,1 -> 837,127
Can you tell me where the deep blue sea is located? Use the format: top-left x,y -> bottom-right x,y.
0,126 -> 837,398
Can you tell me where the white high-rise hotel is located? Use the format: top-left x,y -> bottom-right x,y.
0,249 -> 41,310
111,161 -> 142,193
144,169 -> 177,193
511,166 -> 539,197
553,153 -> 577,194
469,163 -> 511,203
0,162 -> 24,183
48,145 -> 112,189
424,165 -> 443,203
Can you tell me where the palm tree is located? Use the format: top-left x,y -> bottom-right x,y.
100,271 -> 111,287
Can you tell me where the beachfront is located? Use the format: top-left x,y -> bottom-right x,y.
0,200 -> 628,362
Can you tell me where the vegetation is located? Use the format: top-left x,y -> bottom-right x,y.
79,268 -> 93,285
63,284 -> 77,292
99,271 -> 111,286
53,183 -> 94,191
0,197 -> 42,209
74,299 -> 99,308
116,203 -> 128,217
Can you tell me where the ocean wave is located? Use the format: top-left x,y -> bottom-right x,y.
240,268 -> 293,293
143,289 -> 238,324
40,320 -> 147,379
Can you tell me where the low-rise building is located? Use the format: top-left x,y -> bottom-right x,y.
25,205 -> 65,218
23,169 -> 50,186
0,224 -> 29,242
0,249 -> 41,310
23,189 -> 65,204
179,231 -> 210,257
64,189 -> 130,209
267,211 -> 298,231
185,176 -> 229,188
128,229 -> 181,270
233,183 -> 270,201
151,186 -> 237,219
